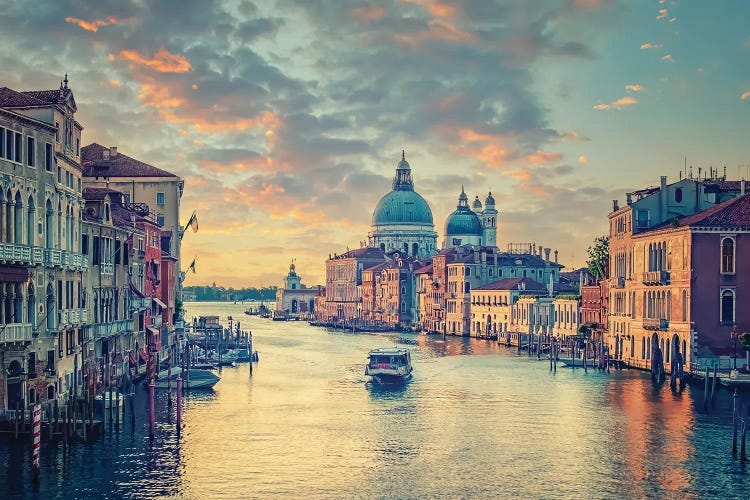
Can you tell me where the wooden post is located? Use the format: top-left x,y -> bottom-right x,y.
742,416 -> 747,463
176,375 -> 182,436
31,404 -> 41,484
62,404 -> 67,447
703,366 -> 710,409
710,364 -> 718,405
148,378 -> 155,441
54,399 -> 59,437
82,397 -> 87,442
15,401 -> 20,439
48,402 -> 53,441
168,356 -> 173,408
584,340 -> 588,373
733,389 -> 739,455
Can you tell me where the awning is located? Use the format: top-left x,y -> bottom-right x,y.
146,326 -> 160,336
139,350 -> 148,362
152,297 -> 168,309
129,279 -> 146,298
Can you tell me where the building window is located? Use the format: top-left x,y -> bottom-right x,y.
157,214 -> 165,226
45,143 -> 53,171
14,132 -> 22,163
636,209 -> 649,229
675,188 -> 683,203
721,289 -> 735,325
721,237 -> 735,274
26,137 -> 35,167
156,192 -> 165,206
6,129 -> 14,160
0,126 -> 4,157
76,139 -> 79,156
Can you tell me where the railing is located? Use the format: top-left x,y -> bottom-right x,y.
0,323 -> 33,343
643,318 -> 669,330
86,319 -> 134,340
58,308 -> 89,325
100,262 -> 114,275
0,243 -> 44,265
131,297 -> 152,311
641,271 -> 670,285
43,248 -> 88,270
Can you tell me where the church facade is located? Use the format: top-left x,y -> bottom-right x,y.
275,261 -> 318,319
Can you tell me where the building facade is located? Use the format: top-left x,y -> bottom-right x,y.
275,261 -> 318,319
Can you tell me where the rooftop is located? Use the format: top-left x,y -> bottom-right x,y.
81,143 -> 178,178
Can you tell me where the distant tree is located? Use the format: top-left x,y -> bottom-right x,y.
586,235 -> 609,281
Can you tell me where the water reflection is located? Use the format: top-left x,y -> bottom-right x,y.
0,302 -> 748,498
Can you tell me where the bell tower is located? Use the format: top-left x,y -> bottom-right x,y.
482,191 -> 498,247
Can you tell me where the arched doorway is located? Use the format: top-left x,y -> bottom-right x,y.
46,283 -> 55,330
291,299 -> 298,314
6,360 -> 24,409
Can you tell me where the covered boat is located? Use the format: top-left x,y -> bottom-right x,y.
154,368 -> 220,389
365,347 -> 413,384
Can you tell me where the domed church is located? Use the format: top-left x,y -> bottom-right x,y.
368,152 -> 438,258
443,187 -> 498,248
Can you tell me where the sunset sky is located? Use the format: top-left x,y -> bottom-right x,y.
2,0 -> 749,288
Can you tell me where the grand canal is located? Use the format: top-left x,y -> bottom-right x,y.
2,301 -> 750,498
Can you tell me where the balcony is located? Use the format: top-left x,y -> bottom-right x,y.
0,323 -> 33,343
100,262 -> 114,275
611,276 -> 626,289
43,248 -> 88,271
131,297 -> 152,312
58,308 -> 89,326
642,271 -> 670,286
86,319 -> 134,340
643,318 -> 669,330
0,242 -> 44,266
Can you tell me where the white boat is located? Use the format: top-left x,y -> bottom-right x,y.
210,349 -> 239,366
154,368 -> 220,389
365,347 -> 413,384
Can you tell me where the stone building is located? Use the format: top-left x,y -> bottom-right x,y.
607,174 -> 747,371
325,247 -> 386,321
470,277 -> 547,340
443,187 -> 498,248
275,260 -> 318,319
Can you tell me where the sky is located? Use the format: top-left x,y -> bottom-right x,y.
1,0 -> 749,288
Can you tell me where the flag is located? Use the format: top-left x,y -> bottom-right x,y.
187,211 -> 199,233
187,257 -> 197,274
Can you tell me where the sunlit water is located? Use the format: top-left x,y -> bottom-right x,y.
2,301 -> 750,499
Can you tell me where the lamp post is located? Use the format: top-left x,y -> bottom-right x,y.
732,326 -> 738,371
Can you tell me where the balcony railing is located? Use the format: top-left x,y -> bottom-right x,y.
43,248 -> 88,271
611,276 -> 626,289
131,297 -> 152,311
100,262 -> 114,275
0,323 -> 33,343
643,318 -> 669,330
58,308 -> 89,326
86,319 -> 134,340
0,243 -> 44,266
642,271 -> 670,286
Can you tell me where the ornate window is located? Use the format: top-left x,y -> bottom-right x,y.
721,289 -> 735,325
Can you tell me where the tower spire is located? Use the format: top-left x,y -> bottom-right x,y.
63,73 -> 68,89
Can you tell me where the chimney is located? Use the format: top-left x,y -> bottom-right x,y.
544,247 -> 551,263
532,242 -> 536,254
660,175 -> 668,221
742,179 -> 746,196
626,193 -> 632,205
109,146 -> 118,158
612,199 -> 619,211
102,149 -> 110,160
554,249 -> 558,263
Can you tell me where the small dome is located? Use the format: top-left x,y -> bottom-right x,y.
458,187 -> 468,203
445,207 -> 483,236
485,191 -> 495,206
472,196 -> 482,210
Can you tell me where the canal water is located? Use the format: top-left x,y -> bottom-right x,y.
2,301 -> 750,499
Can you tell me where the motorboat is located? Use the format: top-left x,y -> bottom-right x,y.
365,347 -> 413,385
210,349 -> 239,366
154,368 -> 220,389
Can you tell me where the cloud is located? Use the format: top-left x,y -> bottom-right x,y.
573,0 -> 602,7
519,150 -> 564,165
401,0 -> 460,19
640,42 -> 661,50
662,54 -> 674,62
393,20 -> 477,46
656,9 -> 667,20
625,84 -> 643,92
742,90 -> 750,100
668,17 -> 676,23
352,6 -> 386,22
65,16 -> 118,32
115,47 -> 191,73
578,155 -> 588,163
559,130 -> 591,142
593,96 -> 638,110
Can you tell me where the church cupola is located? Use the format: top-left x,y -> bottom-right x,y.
392,150 -> 414,191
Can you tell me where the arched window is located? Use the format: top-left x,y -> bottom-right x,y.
675,187 -> 683,203
412,243 -> 419,257
642,337 -> 646,359
27,195 -> 35,247
464,282 -> 471,293
46,284 -> 55,330
721,289 -> 735,325
722,237 -> 735,274
14,192 -> 23,244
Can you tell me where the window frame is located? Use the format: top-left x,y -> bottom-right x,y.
720,288 -> 736,325
27,136 -> 35,167
721,236 -> 736,275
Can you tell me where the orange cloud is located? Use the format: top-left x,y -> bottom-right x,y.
65,16 -> 117,32
668,17 -> 676,23
656,9 -> 667,20
519,150 -> 563,165
593,96 -> 638,110
625,84 -> 643,92
573,0 -> 602,6
506,169 -> 533,181
394,21 -> 476,46
741,91 -> 750,100
401,0 -> 459,18
662,54 -> 674,62
578,155 -> 588,163
353,6 -> 386,21
199,157 -> 275,172
560,130 -> 591,142
117,47 -> 191,73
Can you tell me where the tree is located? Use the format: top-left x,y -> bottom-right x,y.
586,235 -> 609,281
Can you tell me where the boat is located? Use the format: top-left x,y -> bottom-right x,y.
95,389 -> 124,409
153,368 -> 220,389
210,349 -> 239,366
365,347 -> 413,384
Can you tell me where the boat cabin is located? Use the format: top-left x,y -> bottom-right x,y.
367,348 -> 411,369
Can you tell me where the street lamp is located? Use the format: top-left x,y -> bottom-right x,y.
731,326 -> 738,371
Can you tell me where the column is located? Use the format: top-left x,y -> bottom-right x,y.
0,201 -> 5,242
7,202 -> 14,244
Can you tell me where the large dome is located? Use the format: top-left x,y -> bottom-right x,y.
445,206 -> 483,236
372,190 -> 434,226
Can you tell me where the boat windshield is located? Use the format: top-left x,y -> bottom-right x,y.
369,354 -> 408,367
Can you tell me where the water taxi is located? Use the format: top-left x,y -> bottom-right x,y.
365,347 -> 413,384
